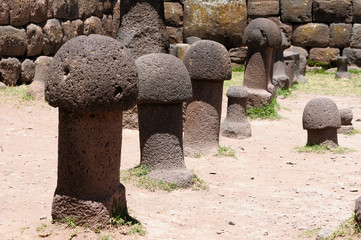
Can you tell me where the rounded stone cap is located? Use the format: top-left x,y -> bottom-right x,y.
226,86 -> 249,99
183,40 -> 232,81
303,97 -> 341,130
339,108 -> 353,125
45,34 -> 138,112
243,18 -> 282,48
136,53 -> 192,104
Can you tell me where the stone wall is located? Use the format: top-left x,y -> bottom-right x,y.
2,0 -> 361,86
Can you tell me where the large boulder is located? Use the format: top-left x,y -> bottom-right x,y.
0,58 -> 21,86
20,59 -> 35,84
312,0 -> 352,23
247,0 -> 279,16
43,19 -> 64,56
52,0 -> 79,20
0,1 -> 9,25
26,24 -> 44,57
30,0 -> 48,23
351,24 -> 361,49
329,24 -> 352,48
343,48 -> 361,67
280,0 -> 312,23
0,26 -> 27,57
164,2 -> 183,27
292,23 -> 329,48
8,0 -> 31,27
183,0 -> 247,49
309,48 -> 340,65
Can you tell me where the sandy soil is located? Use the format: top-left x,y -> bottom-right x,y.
1,91 -> 361,240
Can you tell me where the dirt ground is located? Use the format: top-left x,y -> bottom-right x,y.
1,89 -> 361,240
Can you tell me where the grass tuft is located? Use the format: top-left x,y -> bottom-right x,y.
299,227 -> 322,238
191,173 -> 209,191
110,207 -> 146,236
247,98 -> 280,120
345,129 -> 361,136
0,85 -> 34,103
232,65 -> 245,72
296,144 -> 355,154
322,214 -> 361,240
214,145 -> 236,158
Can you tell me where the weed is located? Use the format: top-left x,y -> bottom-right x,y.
299,227 -> 321,238
307,59 -> 334,69
110,207 -> 146,236
53,215 -> 78,228
191,173 -> 209,191
214,145 -> 236,158
194,152 -> 204,158
232,65 -> 245,72
20,226 -> 30,233
120,165 -> 180,192
296,144 -> 355,154
246,98 -> 281,120
0,85 -> 34,103
323,214 -> 361,240
345,129 -> 361,135
99,235 -> 114,240
36,223 -> 48,231
349,69 -> 361,74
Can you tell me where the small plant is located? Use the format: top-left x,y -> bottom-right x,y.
36,223 -> 48,231
299,227 -> 321,238
214,145 -> 236,158
99,235 -> 114,240
349,69 -> 361,74
246,98 -> 280,120
194,152 -> 204,158
20,226 -> 30,233
53,215 -> 78,228
323,214 -> 361,240
110,207 -> 146,236
345,129 -> 361,135
0,85 -> 34,102
191,173 -> 209,191
296,144 -> 355,154
232,65 -> 245,72
307,59 -> 334,70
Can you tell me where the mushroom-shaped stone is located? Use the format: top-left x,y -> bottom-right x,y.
243,18 -> 282,107
338,108 -> 354,134
45,34 -> 138,228
221,86 -> 251,139
136,53 -> 193,187
303,97 -> 341,146
335,56 -> 351,79
183,40 -> 232,156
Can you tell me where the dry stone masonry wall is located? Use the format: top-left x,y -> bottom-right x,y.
3,0 -> 361,86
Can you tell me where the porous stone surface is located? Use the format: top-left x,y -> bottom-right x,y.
84,16 -> 103,35
351,24 -> 361,49
0,26 -> 27,57
27,56 -> 53,100
183,40 -> 232,81
221,86 -> 251,139
52,0 -> 79,20
183,0 -> 247,49
30,0 -> 48,23
26,24 -> 44,57
186,36 -> 201,45
335,56 -> 351,79
116,0 -> 169,59
339,108 -> 353,125
164,2 -> 183,27
102,14 -> 113,37
136,53 -> 193,187
303,97 -> 341,146
136,53 -> 192,104
0,2 -> 10,25
45,34 -> 138,113
303,98 -> 341,130
355,196 -> 361,225
229,47 -> 248,65
329,23 -> 352,48
0,58 -> 21,86
292,23 -> 329,48
243,18 -> 281,107
309,48 -> 340,65
312,0 -> 352,23
354,0 -> 361,23
20,59 -> 35,84
247,0 -> 279,16
343,48 -> 361,67
43,19 -> 63,56
62,19 -> 84,43
8,0 -> 31,27
280,0 -> 312,23
167,26 -> 183,44
78,0 -> 103,19
176,43 -> 190,61
283,51 -> 296,85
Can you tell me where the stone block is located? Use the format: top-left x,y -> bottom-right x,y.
0,2 -> 9,25
343,48 -> 361,67
312,0 -> 352,23
26,24 -> 44,57
309,48 -> 340,65
247,0 -> 279,16
78,0 -> 103,19
292,23 -> 329,48
183,0 -> 247,49
84,16 -> 103,35
229,47 -> 247,64
0,58 -> 21,86
280,0 -> 312,23
102,15 -> 113,37
30,0 -> 48,23
164,2 -> 183,27
112,0 -> 120,38
167,26 -> 183,44
0,26 -> 27,57
52,0 -> 79,20
329,24 -> 352,48
354,0 -> 361,23
8,0 -> 31,27
43,19 -> 63,55
351,24 -> 361,49
21,59 -> 35,84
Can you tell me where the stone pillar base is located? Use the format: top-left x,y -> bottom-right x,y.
246,88 -> 272,108
307,128 -> 338,147
221,120 -> 251,139
148,169 -> 193,188
52,184 -> 127,228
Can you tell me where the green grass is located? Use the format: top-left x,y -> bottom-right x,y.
232,65 -> 245,72
246,98 -> 281,120
214,145 -> 236,158
110,207 -> 146,236
299,227 -> 322,238
193,152 -> 204,158
321,215 -> 361,240
307,59 -> 334,70
36,223 -> 47,231
296,144 -> 355,154
0,85 -> 35,103
345,129 -> 361,135
191,173 -> 209,191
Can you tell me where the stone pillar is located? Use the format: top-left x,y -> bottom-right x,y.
221,86 -> 251,139
183,40 -> 232,156
243,18 -> 282,107
136,53 -> 193,187
338,108 -> 354,134
335,56 -> 351,79
272,31 -> 290,90
45,34 -> 138,228
303,97 -> 341,147
284,51 -> 296,86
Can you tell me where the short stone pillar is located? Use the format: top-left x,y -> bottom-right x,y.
136,53 -> 193,187
303,97 -> 341,146
284,51 -> 297,86
272,31 -> 291,90
183,40 -> 232,156
338,108 -> 354,134
45,35 -> 138,227
335,56 -> 351,79
243,18 -> 282,107
221,86 -> 251,139
27,56 -> 53,100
